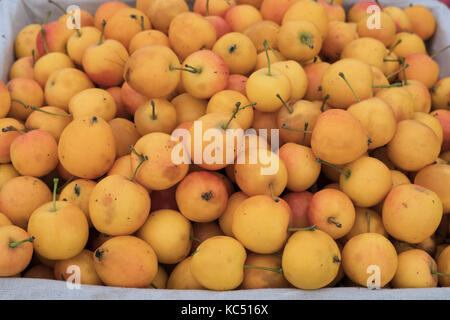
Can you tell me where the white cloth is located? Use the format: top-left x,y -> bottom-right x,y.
1,278 -> 449,300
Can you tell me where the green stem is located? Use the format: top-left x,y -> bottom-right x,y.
374,0 -> 383,9
56,176 -> 75,194
206,0 -> 210,16
31,49 -> 36,66
281,124 -> 313,134
244,265 -> 283,275
383,58 -> 401,63
386,64 -> 409,80
288,225 -> 317,232
339,72 -> 360,103
301,122 -> 309,146
9,236 -> 35,249
328,217 -> 342,228
99,20 -> 106,45
1,126 -> 27,134
430,262 -> 450,277
140,15 -> 145,31
400,57 -> 408,85
431,45 -> 450,59
263,39 -> 272,76
51,178 -> 59,212
72,17 -> 82,37
169,64 -> 199,74
190,236 -> 202,243
32,106 -> 72,117
221,102 -> 256,130
388,39 -> 402,55
41,28 -> 50,54
42,11 -> 52,26
129,146 -> 148,182
269,183 -> 280,203
321,94 -> 330,112
365,211 -> 371,233
266,41 -> 281,60
316,158 -> 351,179
11,99 -> 72,117
276,94 -> 293,114
151,100 -> 157,120
372,82 -> 403,88
48,0 -> 66,14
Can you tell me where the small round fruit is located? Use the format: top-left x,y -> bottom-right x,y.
93,236 -> 158,288
282,229 -> 341,290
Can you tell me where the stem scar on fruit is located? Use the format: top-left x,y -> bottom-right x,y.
95,249 -> 104,261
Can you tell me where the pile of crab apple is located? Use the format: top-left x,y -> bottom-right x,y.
0,0 -> 449,291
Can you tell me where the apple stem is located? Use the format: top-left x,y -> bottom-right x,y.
288,225 -> 317,232
321,94 -> 330,112
151,100 -> 157,120
299,32 -> 314,49
365,211 -> 371,233
383,58 -> 401,63
269,183 -> 280,203
11,99 -> 72,117
169,64 -> 199,74
190,236 -> 202,243
400,57 -> 408,85
221,102 -> 256,130
431,45 -> 450,59
301,122 -> 309,146
150,283 -> 158,289
263,39 -> 272,76
244,265 -> 283,275
276,94 -> 293,114
41,28 -> 50,55
72,16 -> 82,37
42,11 -> 52,26
50,178 -> 59,212
265,41 -> 281,60
48,0 -> 66,14
9,236 -> 35,249
140,15 -> 145,31
129,145 -> 148,182
56,176 -> 74,194
281,124 -> 313,134
333,255 -> 341,263
1,126 -> 27,134
328,217 -> 342,228
338,72 -> 360,103
271,252 -> 282,257
386,63 -> 409,80
375,0 -> 383,10
31,49 -> 37,66
99,20 -> 106,45
372,82 -> 403,88
430,261 -> 450,277
316,158 -> 351,179
388,39 -> 402,55
206,0 -> 210,16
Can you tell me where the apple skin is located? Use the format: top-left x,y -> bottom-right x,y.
283,192 -> 313,229
36,22 -> 73,57
431,110 -> 450,152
